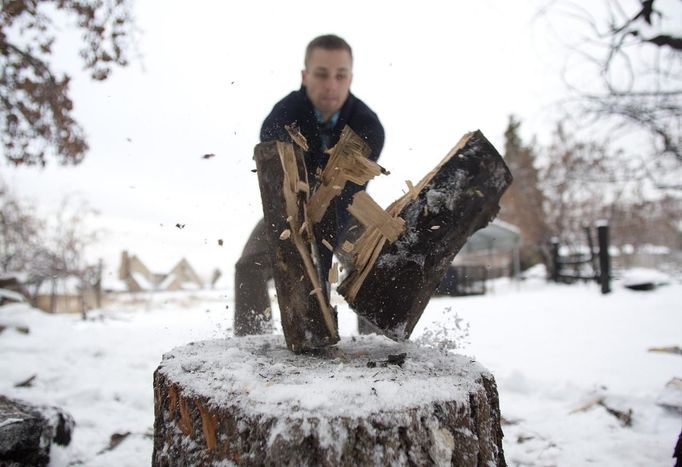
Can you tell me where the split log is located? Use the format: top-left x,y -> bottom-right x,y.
253,141 -> 338,353
152,335 -> 506,466
338,130 -> 512,341
0,395 -> 74,467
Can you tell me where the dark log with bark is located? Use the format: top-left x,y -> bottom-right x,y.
338,130 -> 512,341
152,335 -> 506,466
253,141 -> 338,353
0,395 -> 74,467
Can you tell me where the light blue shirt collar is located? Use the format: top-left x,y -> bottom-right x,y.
314,109 -> 340,127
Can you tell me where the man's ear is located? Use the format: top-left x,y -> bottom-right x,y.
301,69 -> 307,86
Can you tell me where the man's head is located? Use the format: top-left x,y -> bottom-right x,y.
302,35 -> 353,122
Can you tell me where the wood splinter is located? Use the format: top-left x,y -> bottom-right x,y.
306,126 -> 385,224
328,262 -> 339,284
284,122 -> 309,152
347,191 -> 405,243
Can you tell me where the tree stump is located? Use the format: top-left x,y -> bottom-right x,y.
152,335 -> 506,466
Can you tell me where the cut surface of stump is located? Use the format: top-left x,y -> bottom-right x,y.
152,335 -> 506,466
338,130 -> 512,341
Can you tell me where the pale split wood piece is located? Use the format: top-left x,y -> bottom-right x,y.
321,238 -> 334,252
284,122 -> 309,152
328,262 -> 339,284
347,191 -> 405,243
306,126 -> 385,224
341,240 -> 354,253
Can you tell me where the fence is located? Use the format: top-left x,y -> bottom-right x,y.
434,265 -> 488,296
550,224 -> 611,294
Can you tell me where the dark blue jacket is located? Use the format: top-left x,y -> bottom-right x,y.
260,86 -> 385,244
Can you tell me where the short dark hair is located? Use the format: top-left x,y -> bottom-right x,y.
304,34 -> 353,68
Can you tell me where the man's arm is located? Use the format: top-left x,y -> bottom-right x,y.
260,92 -> 301,143
360,114 -> 385,163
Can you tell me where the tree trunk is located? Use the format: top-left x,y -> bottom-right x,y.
338,130 -> 512,341
152,335 -> 506,466
253,141 -> 338,353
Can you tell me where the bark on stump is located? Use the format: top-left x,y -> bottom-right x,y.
152,335 -> 506,466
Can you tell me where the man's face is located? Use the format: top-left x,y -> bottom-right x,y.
302,48 -> 353,121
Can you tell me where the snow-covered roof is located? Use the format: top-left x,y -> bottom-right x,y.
101,274 -> 129,292
0,288 -> 25,302
159,272 -> 178,290
131,271 -> 155,291
0,271 -> 29,283
460,219 -> 521,253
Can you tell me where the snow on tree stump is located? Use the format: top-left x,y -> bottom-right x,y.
152,335 -> 505,466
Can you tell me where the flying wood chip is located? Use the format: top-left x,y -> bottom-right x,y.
285,122 -> 309,152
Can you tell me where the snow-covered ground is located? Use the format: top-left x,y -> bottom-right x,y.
0,272 -> 680,466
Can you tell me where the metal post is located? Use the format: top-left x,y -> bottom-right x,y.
550,238 -> 560,283
597,224 -> 611,294
584,225 -> 598,280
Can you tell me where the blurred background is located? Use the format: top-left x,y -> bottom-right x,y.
3,0 -> 679,296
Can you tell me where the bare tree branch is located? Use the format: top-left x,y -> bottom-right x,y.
541,0 -> 682,165
0,0 -> 136,166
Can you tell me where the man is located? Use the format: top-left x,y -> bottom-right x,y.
234,34 -> 384,336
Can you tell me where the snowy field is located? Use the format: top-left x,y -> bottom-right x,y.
1,272 -> 680,466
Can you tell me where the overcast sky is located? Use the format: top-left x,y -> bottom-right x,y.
2,0 -> 632,280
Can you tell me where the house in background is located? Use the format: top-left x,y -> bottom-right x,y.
117,251 -> 205,292
159,258 -> 205,291
33,275 -> 100,314
435,220 -> 521,296
453,219 -> 522,278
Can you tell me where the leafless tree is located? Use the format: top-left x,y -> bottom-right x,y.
538,0 -> 681,187
1,0 -> 136,166
0,177 -> 43,272
540,121 -> 681,251
0,178 -> 101,313
539,122 -> 621,245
